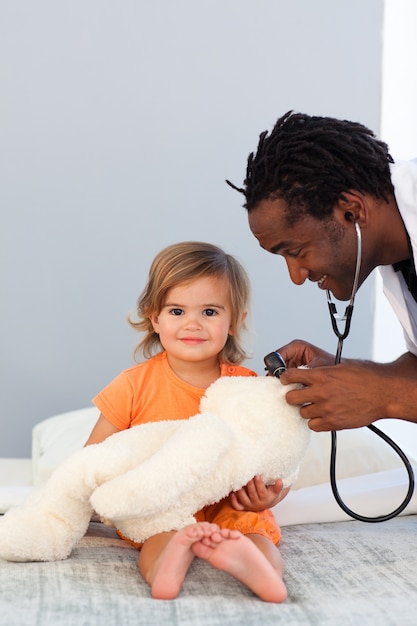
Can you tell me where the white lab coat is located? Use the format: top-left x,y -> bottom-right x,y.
379,158 -> 417,356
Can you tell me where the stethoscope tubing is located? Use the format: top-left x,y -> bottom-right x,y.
330,427 -> 415,522
326,221 -> 415,522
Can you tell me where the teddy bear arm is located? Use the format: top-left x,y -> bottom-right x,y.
90,413 -> 234,522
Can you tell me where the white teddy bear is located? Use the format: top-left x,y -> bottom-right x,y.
0,376 -> 310,562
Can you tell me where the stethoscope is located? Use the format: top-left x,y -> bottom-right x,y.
265,218 -> 415,522
326,219 -> 414,521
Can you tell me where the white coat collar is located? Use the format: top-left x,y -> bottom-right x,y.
379,159 -> 417,350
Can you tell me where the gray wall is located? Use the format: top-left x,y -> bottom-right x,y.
1,0 -> 383,457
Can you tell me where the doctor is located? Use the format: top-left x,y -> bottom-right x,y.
228,111 -> 417,432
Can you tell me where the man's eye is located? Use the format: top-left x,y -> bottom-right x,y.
169,308 -> 183,316
204,308 -> 217,317
286,249 -> 301,258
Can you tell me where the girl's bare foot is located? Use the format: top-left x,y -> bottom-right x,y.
148,522 -> 221,599
192,528 -> 287,603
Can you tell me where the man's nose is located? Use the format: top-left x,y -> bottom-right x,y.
285,258 -> 308,286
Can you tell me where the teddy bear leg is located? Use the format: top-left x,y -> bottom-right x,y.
0,444 -> 109,562
0,425 -> 184,562
0,439 -> 132,562
0,495 -> 93,562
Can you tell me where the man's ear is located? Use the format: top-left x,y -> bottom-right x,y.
334,190 -> 369,226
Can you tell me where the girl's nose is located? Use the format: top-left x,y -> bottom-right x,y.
184,313 -> 202,328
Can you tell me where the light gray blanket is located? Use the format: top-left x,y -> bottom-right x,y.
1,516 -> 416,625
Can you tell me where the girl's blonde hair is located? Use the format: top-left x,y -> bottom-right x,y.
129,241 -> 251,364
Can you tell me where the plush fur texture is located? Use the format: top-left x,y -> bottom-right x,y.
0,376 -> 310,562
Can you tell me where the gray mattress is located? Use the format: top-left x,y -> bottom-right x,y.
1,516 -> 416,625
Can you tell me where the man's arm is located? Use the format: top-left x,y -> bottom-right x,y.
278,341 -> 417,431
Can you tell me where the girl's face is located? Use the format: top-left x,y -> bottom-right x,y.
150,275 -> 234,367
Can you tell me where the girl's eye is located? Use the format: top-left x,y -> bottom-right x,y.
169,308 -> 184,316
203,308 -> 217,317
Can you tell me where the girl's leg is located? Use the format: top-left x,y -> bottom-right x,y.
192,530 -> 287,603
138,522 -> 221,600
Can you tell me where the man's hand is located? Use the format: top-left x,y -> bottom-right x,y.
229,476 -> 290,511
282,358 -> 417,431
277,339 -> 335,369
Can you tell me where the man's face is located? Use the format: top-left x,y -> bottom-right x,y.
248,197 -> 364,301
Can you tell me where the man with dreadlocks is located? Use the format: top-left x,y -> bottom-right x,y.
227,110 -> 417,433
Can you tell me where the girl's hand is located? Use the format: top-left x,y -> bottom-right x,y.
229,476 -> 290,511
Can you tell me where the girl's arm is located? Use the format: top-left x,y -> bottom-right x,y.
84,413 -> 121,445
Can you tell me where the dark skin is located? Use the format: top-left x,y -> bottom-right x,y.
249,190 -> 417,432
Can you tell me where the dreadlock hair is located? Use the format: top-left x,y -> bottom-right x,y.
128,241 -> 251,364
226,111 -> 394,223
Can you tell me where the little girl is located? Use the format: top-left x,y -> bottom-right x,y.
86,241 -> 288,602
